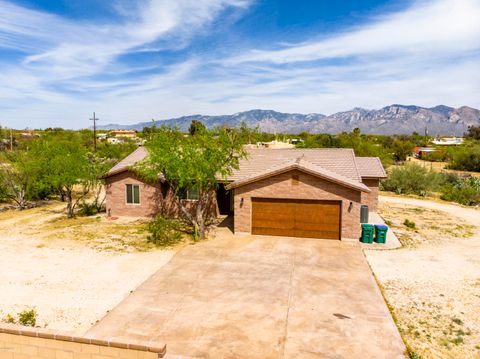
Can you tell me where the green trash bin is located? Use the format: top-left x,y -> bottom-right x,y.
360,224 -> 374,243
374,225 -> 388,244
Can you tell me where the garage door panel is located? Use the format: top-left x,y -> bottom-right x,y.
252,219 -> 295,230
294,221 -> 340,232
252,227 -> 295,237
251,198 -> 341,240
252,211 -> 295,222
294,229 -> 339,240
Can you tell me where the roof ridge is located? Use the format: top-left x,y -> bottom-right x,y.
349,149 -> 362,181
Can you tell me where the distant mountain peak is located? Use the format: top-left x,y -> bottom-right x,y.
95,104 -> 480,135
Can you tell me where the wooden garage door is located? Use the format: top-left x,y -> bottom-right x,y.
251,198 -> 341,239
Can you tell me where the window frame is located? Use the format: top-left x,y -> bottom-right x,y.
178,187 -> 200,201
125,184 -> 141,205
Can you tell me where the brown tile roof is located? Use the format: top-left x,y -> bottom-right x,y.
106,146 -> 148,177
106,147 -> 385,191
226,156 -> 371,192
355,157 -> 387,178
227,148 -> 362,182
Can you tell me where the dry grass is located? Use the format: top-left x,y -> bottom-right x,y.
380,203 -> 474,247
368,201 -> 480,358
0,200 -> 178,252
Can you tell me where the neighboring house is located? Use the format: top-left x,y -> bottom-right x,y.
414,146 -> 437,159
109,130 -> 138,139
431,137 -> 463,146
105,147 -> 386,240
96,133 -> 108,141
107,137 -> 123,144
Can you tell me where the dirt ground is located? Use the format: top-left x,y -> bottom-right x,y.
0,201 -> 176,333
366,196 -> 480,359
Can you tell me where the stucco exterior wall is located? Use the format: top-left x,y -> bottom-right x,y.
233,170 -> 363,239
361,178 -> 380,212
105,171 -> 162,218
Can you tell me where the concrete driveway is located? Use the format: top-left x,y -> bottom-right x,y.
87,234 -> 405,358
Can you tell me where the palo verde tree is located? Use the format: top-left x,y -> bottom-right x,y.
138,126 -> 247,240
32,134 -> 92,218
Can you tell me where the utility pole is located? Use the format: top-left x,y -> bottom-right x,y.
89,112 -> 99,151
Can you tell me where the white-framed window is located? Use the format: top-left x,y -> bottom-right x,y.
126,184 -> 140,204
179,188 -> 200,200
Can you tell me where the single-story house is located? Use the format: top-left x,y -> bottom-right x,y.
104,147 -> 386,240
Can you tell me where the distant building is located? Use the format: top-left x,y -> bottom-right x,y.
254,140 -> 296,149
414,147 -> 437,159
20,131 -> 38,138
107,138 -> 123,144
109,130 -> 137,139
431,137 -> 464,146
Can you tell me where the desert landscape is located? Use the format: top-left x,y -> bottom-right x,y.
0,202 -> 176,332
366,196 -> 480,358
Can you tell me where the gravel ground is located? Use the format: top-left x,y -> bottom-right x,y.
366,196 -> 480,359
0,203 -> 176,333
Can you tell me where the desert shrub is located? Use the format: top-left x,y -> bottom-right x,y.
441,176 -> 480,206
17,309 -> 36,327
407,349 -> 423,359
403,219 -> 416,229
147,215 -> 182,247
3,313 -> 16,323
78,201 -> 99,216
391,140 -> 415,162
421,148 -> 448,162
381,163 -> 443,196
447,144 -> 480,172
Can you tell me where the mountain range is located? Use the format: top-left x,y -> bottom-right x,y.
96,105 -> 480,135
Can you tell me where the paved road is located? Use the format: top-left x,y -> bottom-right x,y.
87,235 -> 405,358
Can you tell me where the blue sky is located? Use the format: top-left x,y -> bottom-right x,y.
0,0 -> 479,129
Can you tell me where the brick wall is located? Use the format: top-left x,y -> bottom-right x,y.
0,323 -> 165,359
105,171 -> 162,218
361,178 -> 380,212
233,170 -> 363,239
105,171 -> 218,219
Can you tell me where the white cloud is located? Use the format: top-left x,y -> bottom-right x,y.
230,0 -> 480,64
0,0 -> 479,129
0,0 -> 250,79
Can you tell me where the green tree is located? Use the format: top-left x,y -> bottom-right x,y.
391,140 -> 415,162
238,122 -> 260,144
138,126 -> 247,240
448,144 -> 480,172
188,120 -> 206,136
32,135 -> 92,217
465,126 -> 480,140
0,151 -> 39,209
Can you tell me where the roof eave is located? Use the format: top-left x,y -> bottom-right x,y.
227,165 -> 370,193
361,175 -> 388,179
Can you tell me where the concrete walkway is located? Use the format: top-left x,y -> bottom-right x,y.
87,235 -> 405,358
359,211 -> 402,250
